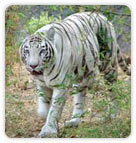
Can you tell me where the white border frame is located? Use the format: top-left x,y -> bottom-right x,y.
0,0 -> 135,143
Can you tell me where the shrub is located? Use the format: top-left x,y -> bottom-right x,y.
24,12 -> 61,35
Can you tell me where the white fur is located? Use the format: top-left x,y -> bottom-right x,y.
65,118 -> 82,127
38,89 -> 66,137
37,96 -> 50,119
72,92 -> 85,117
65,92 -> 85,127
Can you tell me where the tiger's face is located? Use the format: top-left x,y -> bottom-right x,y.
20,35 -> 54,76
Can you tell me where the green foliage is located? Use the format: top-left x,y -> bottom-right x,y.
52,66 -> 87,94
5,6 -> 29,46
54,96 -> 66,105
88,77 -> 131,119
5,65 -> 13,85
112,80 -> 131,110
5,5 -> 131,47
5,46 -> 20,83
24,12 -> 61,34
37,88 -> 45,97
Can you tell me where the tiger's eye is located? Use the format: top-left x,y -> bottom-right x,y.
25,46 -> 28,49
41,45 -> 45,48
24,50 -> 30,58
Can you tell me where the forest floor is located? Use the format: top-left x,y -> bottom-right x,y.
5,62 -> 131,138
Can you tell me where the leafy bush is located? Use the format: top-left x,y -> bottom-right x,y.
24,12 -> 61,35
88,77 -> 131,119
5,6 -> 29,47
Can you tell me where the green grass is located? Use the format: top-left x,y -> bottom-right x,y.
59,118 -> 131,138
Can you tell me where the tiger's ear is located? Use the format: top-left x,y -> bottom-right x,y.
47,26 -> 55,41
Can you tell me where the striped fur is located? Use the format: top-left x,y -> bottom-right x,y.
20,12 -> 130,137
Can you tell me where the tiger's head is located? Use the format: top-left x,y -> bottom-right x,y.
20,27 -> 55,76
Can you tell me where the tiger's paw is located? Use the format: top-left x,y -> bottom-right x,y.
65,118 -> 82,127
38,125 -> 58,138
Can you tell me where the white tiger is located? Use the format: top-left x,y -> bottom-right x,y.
20,12 -> 129,137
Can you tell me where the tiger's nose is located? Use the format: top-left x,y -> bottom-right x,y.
30,64 -> 38,69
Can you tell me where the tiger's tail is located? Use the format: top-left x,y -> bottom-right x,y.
117,46 -> 131,76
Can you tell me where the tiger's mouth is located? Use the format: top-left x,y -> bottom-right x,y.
30,70 -> 43,75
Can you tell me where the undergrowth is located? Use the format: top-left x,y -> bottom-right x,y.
59,77 -> 131,138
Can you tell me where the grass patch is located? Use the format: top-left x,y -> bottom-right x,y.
59,118 -> 131,138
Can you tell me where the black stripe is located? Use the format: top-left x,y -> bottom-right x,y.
76,15 -> 99,61
50,61 -> 63,81
62,21 -> 79,45
66,19 -> 85,48
48,64 -> 55,75
81,14 -> 102,47
66,18 -> 90,49
74,15 -> 90,34
91,14 -> 100,30
79,15 -> 100,46
49,26 -> 64,81
63,20 -> 81,48
97,17 -> 103,33
47,42 -> 54,56
74,66 -> 78,74
53,27 -> 64,68
99,16 -> 113,57
74,17 -> 95,57
70,17 -> 94,59
81,15 -> 94,32
69,16 -> 96,58
55,23 -> 73,46
48,47 -> 52,58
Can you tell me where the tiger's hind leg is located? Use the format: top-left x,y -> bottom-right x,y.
65,90 -> 86,127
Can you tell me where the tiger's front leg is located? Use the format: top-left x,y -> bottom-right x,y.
37,86 -> 52,119
38,88 -> 67,138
